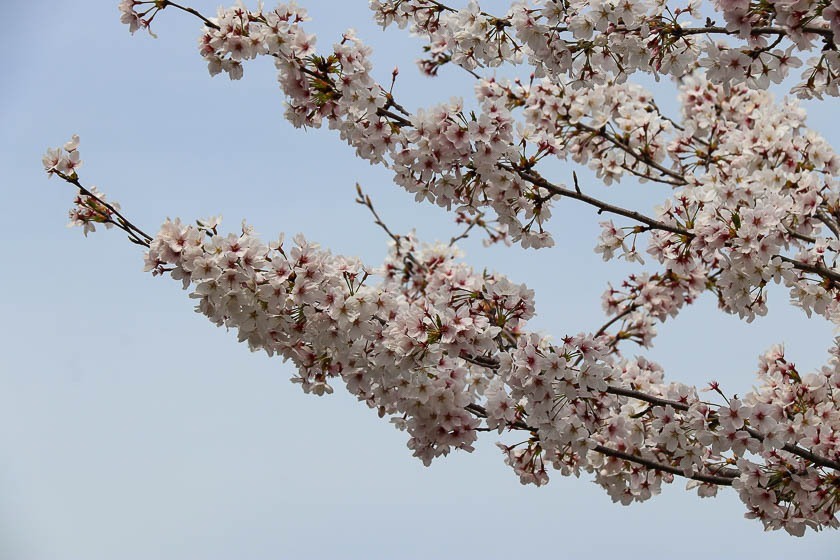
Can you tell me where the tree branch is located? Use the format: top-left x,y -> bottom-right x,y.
594,304 -> 638,338
161,0 -> 219,29
675,24 -> 832,39
591,444 -> 736,485
464,403 -> 738,485
572,121 -> 687,185
512,167 -> 691,236
58,172 -> 153,245
780,255 -> 840,284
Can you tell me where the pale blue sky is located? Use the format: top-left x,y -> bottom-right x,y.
1,1 -> 838,558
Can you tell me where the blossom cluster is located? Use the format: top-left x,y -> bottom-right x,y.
139,0 -> 840,331
371,0 -> 838,98
42,135 -> 119,236
45,0 -> 840,533
142,213 -> 540,466
46,134 -> 840,532
42,134 -> 82,178
116,1 -> 840,270
138,202 -> 839,534
183,2 -> 561,248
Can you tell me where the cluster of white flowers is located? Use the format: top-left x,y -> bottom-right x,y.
45,0 -> 840,534
142,212 -> 542,466
371,0 -> 838,97
482,327 -> 840,535
47,129 -> 840,533
185,2 -> 560,247
43,135 -> 120,236
659,76 -> 839,324
42,134 -> 82,178
520,78 -> 678,185
139,205 -> 840,534
118,0 -> 840,97
160,0 -> 840,290
733,344 -> 840,535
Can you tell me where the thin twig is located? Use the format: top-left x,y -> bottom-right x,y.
355,183 -> 402,247
162,0 -> 219,29
449,213 -> 483,246
355,184 -> 422,267
59,172 -> 153,244
594,304 -> 638,338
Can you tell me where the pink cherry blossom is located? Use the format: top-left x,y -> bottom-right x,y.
40,0 -> 840,535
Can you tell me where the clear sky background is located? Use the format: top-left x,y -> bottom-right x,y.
2,1 -> 839,558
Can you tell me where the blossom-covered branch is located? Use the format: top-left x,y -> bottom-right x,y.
123,0 -> 840,327
46,136 -> 840,535
372,0 -> 838,97
44,0 -> 840,535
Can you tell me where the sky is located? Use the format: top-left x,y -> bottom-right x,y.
1,1 -> 839,558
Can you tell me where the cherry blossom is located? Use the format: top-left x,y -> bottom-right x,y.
41,0 -> 840,535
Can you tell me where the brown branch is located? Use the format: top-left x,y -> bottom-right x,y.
784,225 -> 818,244
573,121 -> 687,185
465,403 -> 537,432
161,0 -> 219,29
742,426 -> 840,472
461,353 -> 500,369
780,255 -> 840,284
594,304 -> 639,338
591,444 -> 736,485
462,354 -> 840,474
513,167 -> 691,237
423,0 -> 458,13
58,172 -> 153,245
376,107 -> 412,127
815,209 -> 840,238
605,386 -> 840,472
675,24 -> 832,39
464,403 -> 737,485
604,386 -> 689,411
615,159 -> 686,187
